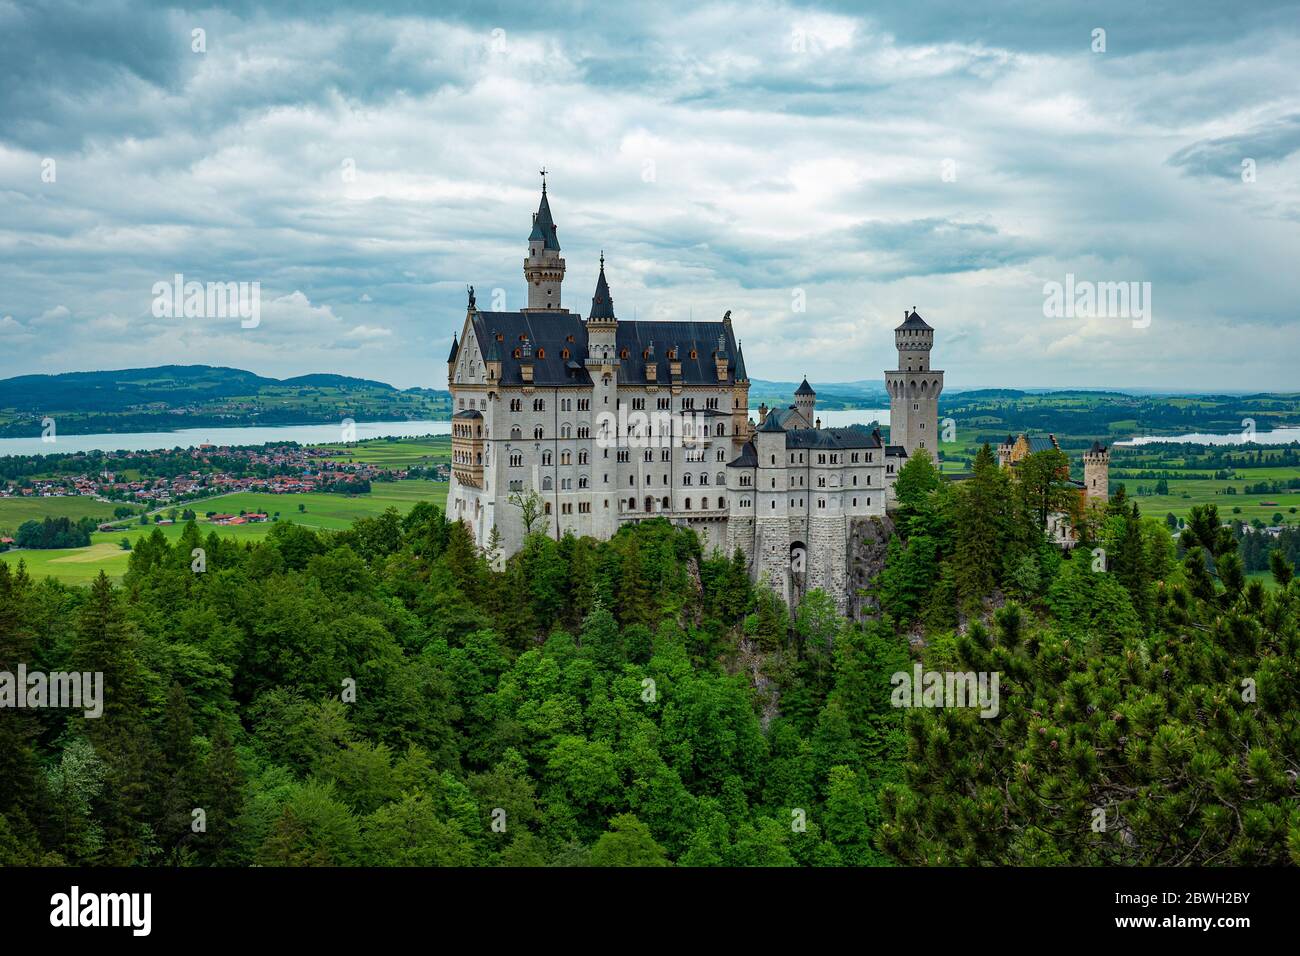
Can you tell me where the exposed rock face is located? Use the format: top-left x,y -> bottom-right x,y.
846,514 -> 897,621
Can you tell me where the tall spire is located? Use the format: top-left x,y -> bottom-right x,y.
524,171 -> 565,309
589,252 -> 615,320
734,339 -> 748,382
529,171 -> 560,251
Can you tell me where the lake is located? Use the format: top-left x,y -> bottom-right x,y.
0,408 -> 893,457
1116,428 -> 1300,447
749,408 -> 890,428
0,420 -> 452,456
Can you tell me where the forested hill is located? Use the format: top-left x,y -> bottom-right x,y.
0,366 -> 452,437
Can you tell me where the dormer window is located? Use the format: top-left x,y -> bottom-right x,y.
496,333 -> 505,342
513,348 -> 522,359
561,348 -> 570,359
689,349 -> 698,359
536,348 -> 545,359
620,348 -> 630,359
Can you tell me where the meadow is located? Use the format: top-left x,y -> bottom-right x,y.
314,435 -> 451,468
0,495 -> 136,528
1,480 -> 448,585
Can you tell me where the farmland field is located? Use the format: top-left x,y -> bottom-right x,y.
0,480 -> 448,585
315,434 -> 451,468
0,495 -> 138,530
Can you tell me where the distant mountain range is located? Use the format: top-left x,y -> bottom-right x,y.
0,365 -> 451,438
1,366 -> 1291,440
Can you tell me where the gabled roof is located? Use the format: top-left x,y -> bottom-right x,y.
471,311 -> 590,387
1026,436 -> 1059,453
466,313 -> 741,388
766,406 -> 808,429
615,320 -> 740,386
784,427 -> 881,450
757,413 -> 785,433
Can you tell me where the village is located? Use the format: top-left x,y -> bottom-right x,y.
0,441 -> 451,510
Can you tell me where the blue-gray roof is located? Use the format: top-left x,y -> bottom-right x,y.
468,311 -> 742,388
530,187 -> 561,251
896,309 -> 932,331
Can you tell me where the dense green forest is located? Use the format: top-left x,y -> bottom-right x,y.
1,445 -> 1297,866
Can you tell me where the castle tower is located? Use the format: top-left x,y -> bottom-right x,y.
794,377 -> 816,427
585,254 -> 619,527
997,435 -> 1014,469
730,328 -> 752,449
523,173 -> 566,310
753,414 -> 792,607
885,308 -> 943,460
1083,441 -> 1110,502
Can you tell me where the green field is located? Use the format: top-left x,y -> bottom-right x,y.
0,480 -> 448,585
316,435 -> 451,468
0,495 -> 138,532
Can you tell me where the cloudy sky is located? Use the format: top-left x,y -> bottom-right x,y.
1,0 -> 1298,391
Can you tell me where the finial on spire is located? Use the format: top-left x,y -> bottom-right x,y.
539,166 -> 547,193
599,249 -> 605,270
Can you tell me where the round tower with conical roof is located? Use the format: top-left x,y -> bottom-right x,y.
523,172 -> 566,310
885,308 -> 944,460
794,377 -> 816,427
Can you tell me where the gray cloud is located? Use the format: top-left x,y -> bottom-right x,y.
0,0 -> 1297,390
1168,114 -> 1300,180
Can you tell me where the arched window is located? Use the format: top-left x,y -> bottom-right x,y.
685,498 -> 692,510
534,426 -> 544,439
511,426 -> 522,440
542,451 -> 552,465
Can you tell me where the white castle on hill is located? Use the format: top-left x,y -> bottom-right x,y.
446,180 -> 1106,612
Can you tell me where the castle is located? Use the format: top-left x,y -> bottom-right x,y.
446,180 -> 1108,611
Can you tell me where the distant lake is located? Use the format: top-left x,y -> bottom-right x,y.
0,420 -> 452,456
749,408 -> 890,428
1117,428 -> 1300,447
0,408 -> 893,457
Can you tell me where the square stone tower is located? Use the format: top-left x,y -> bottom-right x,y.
1083,441 -> 1110,501
885,308 -> 943,459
